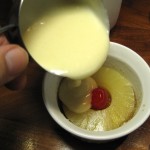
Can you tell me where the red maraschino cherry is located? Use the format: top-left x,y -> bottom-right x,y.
91,87 -> 111,110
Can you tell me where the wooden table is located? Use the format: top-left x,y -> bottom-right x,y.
0,0 -> 150,149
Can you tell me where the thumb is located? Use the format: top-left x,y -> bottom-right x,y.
0,44 -> 29,86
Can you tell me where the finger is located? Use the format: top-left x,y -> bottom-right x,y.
0,44 -> 29,86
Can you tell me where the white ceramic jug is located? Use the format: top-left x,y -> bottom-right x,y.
103,0 -> 122,29
0,0 -> 122,45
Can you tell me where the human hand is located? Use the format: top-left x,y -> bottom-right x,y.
0,34 -> 29,90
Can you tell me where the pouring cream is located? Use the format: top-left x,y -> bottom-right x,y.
22,1 -> 110,113
22,3 -> 109,79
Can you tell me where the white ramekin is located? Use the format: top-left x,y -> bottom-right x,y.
43,42 -> 150,142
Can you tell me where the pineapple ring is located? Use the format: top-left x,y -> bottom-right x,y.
62,66 -> 136,131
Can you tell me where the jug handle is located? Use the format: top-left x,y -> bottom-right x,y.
0,24 -> 16,34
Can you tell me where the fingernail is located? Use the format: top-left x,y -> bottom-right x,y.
5,48 -> 23,75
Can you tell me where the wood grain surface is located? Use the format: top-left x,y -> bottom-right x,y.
0,0 -> 150,149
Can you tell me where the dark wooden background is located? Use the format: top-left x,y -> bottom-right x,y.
0,0 -> 150,149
